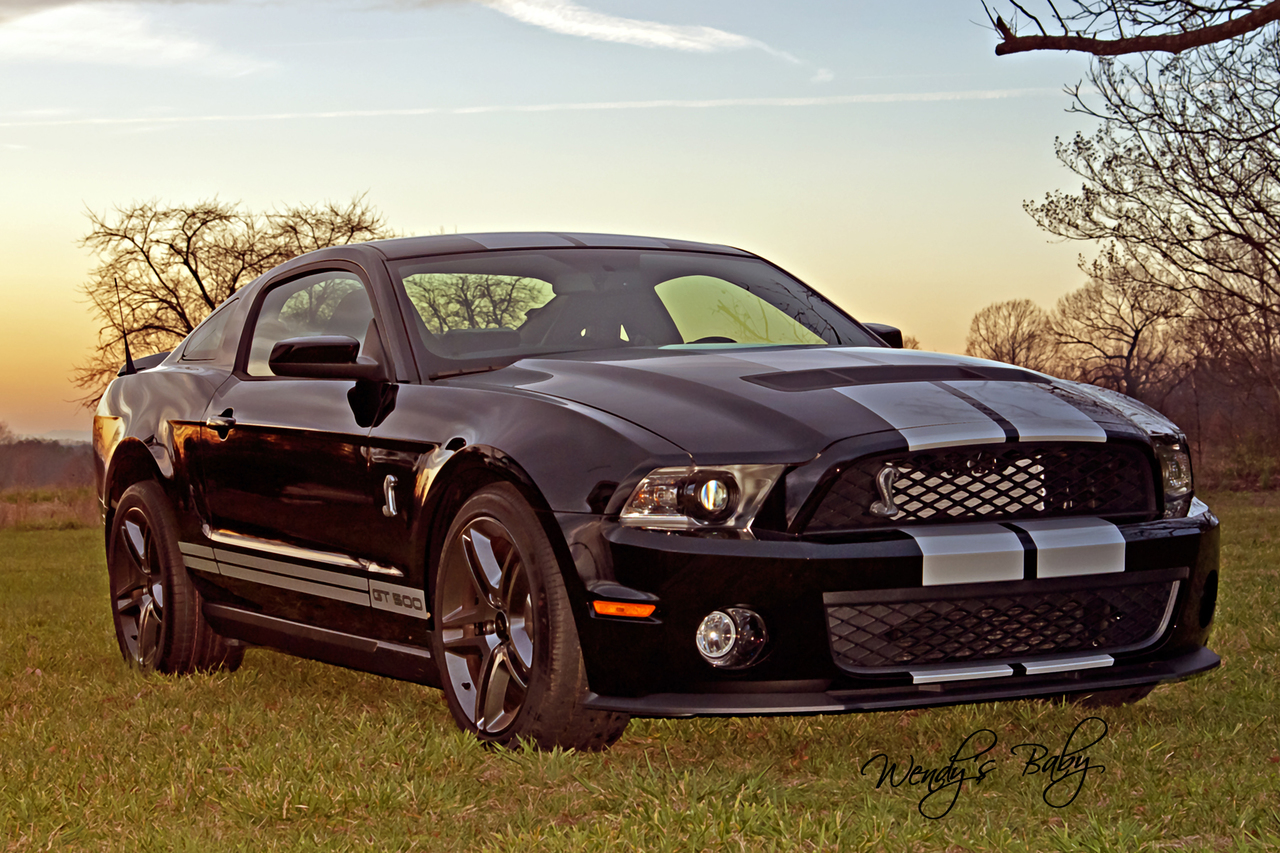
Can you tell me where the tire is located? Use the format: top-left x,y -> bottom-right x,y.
107,481 -> 244,674
432,483 -> 628,750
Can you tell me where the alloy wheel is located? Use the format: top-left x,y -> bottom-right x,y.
438,517 -> 536,734
112,506 -> 166,669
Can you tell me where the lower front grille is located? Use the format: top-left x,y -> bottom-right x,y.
824,569 -> 1183,674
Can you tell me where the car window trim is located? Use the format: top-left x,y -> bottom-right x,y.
178,296 -> 240,364
234,259 -> 398,382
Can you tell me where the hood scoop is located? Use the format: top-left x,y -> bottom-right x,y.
742,363 -> 1050,393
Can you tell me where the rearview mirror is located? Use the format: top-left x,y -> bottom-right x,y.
268,335 -> 387,381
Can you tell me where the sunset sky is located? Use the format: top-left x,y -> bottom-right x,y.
0,0 -> 1099,439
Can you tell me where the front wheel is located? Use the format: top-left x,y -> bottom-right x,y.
107,481 -> 243,674
432,483 -> 628,750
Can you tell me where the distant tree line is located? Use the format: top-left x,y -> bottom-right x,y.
965,257 -> 1278,486
0,422 -> 93,491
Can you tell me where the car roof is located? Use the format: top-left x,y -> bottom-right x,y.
366,232 -> 755,261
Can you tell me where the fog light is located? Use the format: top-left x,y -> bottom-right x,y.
696,611 -> 736,660
695,607 -> 767,668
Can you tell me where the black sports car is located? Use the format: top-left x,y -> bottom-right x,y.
93,232 -> 1220,750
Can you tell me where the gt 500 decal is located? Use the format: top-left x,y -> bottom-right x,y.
370,581 -> 430,620
181,542 -> 431,620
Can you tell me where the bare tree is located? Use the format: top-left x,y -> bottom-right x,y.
1049,261 -> 1188,403
404,274 -> 548,335
1183,272 -> 1280,403
0,421 -> 14,445
77,196 -> 391,404
985,1 -> 1280,55
965,298 -> 1056,371
1026,26 -> 1280,418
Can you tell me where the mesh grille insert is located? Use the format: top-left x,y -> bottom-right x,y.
805,443 -> 1155,532
825,575 -> 1179,673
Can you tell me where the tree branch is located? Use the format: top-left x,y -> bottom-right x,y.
995,0 -> 1280,53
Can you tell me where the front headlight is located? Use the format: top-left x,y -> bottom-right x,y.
620,465 -> 785,530
1156,441 -> 1194,518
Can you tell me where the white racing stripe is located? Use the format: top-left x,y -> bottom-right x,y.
217,562 -> 372,606
1022,654 -> 1114,676
178,542 -> 216,560
944,380 -> 1107,442
906,524 -> 1025,585
836,382 -> 1007,450
183,556 -> 219,574
213,549 -> 369,591
1012,517 -> 1126,577
911,664 -> 1014,684
181,541 -> 430,616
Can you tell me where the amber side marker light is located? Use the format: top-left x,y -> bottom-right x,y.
592,601 -> 656,618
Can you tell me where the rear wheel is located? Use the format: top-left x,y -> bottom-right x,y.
107,481 -> 243,674
432,483 -> 628,750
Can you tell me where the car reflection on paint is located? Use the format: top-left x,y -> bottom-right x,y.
93,232 -> 1220,750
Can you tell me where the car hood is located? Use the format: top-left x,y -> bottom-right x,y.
498,347 -> 1145,464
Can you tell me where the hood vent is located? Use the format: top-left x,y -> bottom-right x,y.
743,364 -> 1049,393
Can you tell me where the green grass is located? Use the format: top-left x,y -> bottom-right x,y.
2,494 -> 1278,851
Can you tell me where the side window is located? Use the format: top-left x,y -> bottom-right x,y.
246,272 -> 373,377
180,298 -> 238,363
654,276 -> 827,346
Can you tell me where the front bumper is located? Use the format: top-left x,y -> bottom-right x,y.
562,505 -> 1221,716
582,646 -> 1220,716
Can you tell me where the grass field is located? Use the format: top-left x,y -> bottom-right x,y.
1,493 -> 1277,851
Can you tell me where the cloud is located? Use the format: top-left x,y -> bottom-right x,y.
1,1 -> 827,79
472,1 -> 836,81
0,3 -> 267,74
0,0 -> 208,24
0,87 -> 1064,128
478,0 -> 779,54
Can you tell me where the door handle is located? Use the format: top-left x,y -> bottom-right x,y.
205,409 -> 235,440
382,475 -> 399,518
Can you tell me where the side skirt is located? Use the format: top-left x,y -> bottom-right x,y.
204,602 -> 441,687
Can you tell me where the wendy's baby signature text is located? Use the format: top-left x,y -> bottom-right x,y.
860,716 -> 1109,818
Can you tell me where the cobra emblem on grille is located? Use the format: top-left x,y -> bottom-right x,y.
870,465 -> 902,518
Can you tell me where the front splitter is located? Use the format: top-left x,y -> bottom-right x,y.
581,646 -> 1220,717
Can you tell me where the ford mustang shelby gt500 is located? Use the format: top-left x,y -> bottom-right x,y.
94,232 -> 1220,750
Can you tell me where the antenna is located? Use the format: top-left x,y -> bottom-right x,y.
114,277 -> 137,376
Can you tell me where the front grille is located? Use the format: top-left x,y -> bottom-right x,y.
805,442 -> 1156,532
824,572 -> 1180,673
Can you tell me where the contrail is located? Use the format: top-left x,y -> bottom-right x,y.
0,88 -> 1062,129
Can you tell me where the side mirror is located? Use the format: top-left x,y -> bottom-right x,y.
268,336 -> 387,381
864,323 -> 904,349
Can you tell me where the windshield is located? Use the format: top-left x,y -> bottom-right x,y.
391,248 -> 878,363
